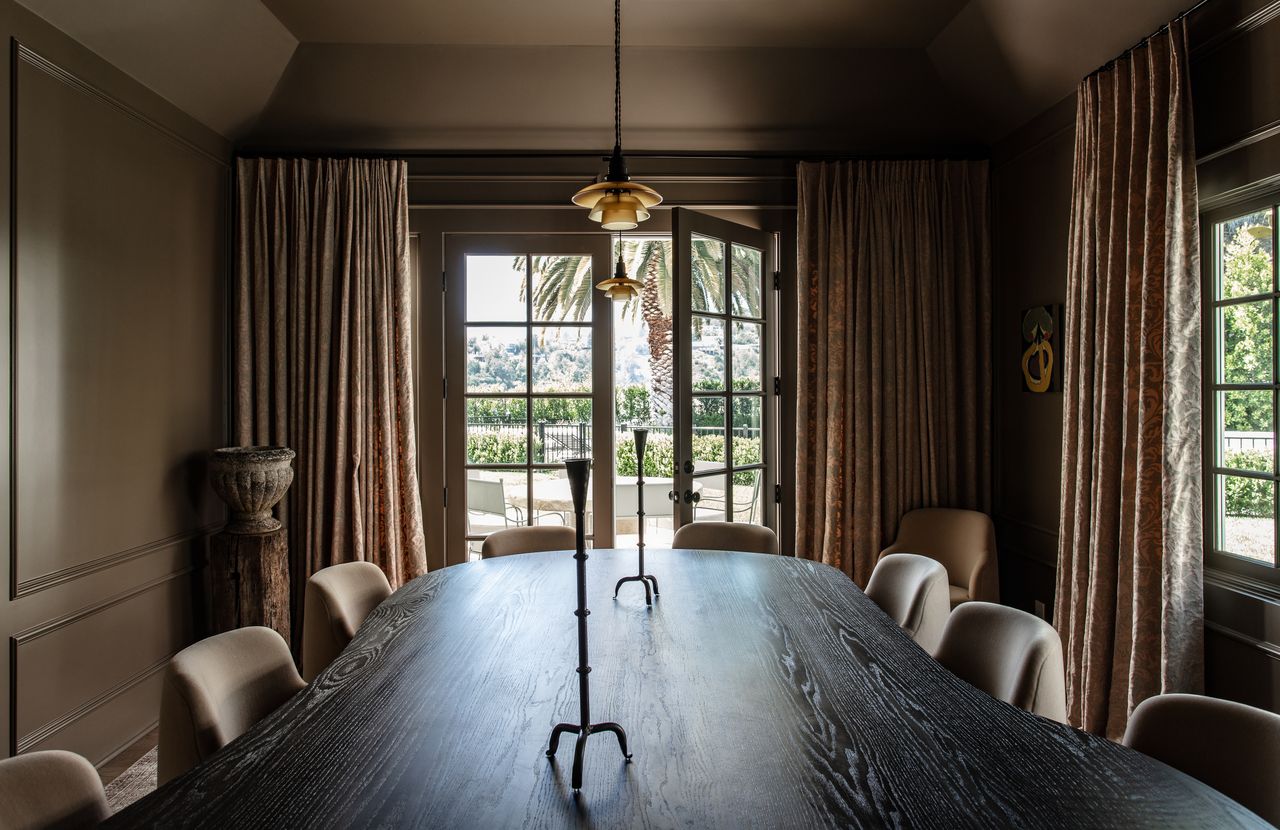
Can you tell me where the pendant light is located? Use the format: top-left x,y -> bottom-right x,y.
595,229 -> 645,301
572,0 -> 662,237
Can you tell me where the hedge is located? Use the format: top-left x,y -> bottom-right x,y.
1224,449 -> 1274,518
472,430 -> 762,486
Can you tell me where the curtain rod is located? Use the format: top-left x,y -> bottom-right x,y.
1087,0 -> 1211,77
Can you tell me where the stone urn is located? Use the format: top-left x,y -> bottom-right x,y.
208,446 -> 296,534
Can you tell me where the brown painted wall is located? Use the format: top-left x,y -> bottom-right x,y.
0,2 -> 229,763
990,96 -> 1076,621
991,0 -> 1280,713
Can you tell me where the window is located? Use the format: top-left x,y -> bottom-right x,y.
1207,202 -> 1278,577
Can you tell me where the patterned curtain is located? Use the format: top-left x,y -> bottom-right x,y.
234,158 -> 427,643
795,160 -> 992,586
1055,19 -> 1203,739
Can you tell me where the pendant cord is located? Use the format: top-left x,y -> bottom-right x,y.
614,0 -> 622,151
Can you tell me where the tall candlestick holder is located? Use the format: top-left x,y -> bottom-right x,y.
614,428 -> 660,605
546,457 -> 631,791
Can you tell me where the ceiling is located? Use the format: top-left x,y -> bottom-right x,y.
16,0 -> 296,139
259,0 -> 970,49
14,0 -> 1197,147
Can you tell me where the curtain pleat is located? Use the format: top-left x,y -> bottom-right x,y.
795,160 -> 992,585
234,158 -> 427,645
1056,19 -> 1203,739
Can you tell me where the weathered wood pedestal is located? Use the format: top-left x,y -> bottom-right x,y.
207,446 -> 296,645
210,528 -> 290,642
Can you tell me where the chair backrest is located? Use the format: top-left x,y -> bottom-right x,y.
159,626 -> 305,785
0,750 -> 109,830
480,525 -> 576,558
303,561 -> 393,682
864,553 -> 950,654
1123,693 -> 1280,826
671,521 -> 778,555
933,601 -> 1066,722
467,477 -> 507,516
881,508 -> 998,604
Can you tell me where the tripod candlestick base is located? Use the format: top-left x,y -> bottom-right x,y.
613,573 -> 660,605
546,721 -> 632,791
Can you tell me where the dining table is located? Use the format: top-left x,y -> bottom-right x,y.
106,549 -> 1267,828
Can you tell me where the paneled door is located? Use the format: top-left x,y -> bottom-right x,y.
671,209 -> 778,534
444,235 -> 615,563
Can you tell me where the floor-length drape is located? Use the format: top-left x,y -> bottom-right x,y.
1056,19 -> 1203,739
234,158 -> 427,640
795,160 -> 992,586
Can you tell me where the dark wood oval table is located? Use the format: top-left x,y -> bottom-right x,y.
107,549 -> 1266,828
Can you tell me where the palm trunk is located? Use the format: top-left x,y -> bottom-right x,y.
641,257 -> 673,423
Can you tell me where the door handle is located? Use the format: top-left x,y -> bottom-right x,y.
668,489 -> 680,503
683,460 -> 695,474
684,490 -> 701,504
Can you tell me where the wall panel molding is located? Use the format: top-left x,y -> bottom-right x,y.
9,566 -> 193,755
1205,620 -> 1280,661
12,524 -> 216,599
13,655 -> 168,754
1191,0 -> 1280,57
9,39 -> 225,599
13,43 -> 227,170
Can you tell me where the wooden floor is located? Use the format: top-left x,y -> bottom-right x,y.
99,728 -> 157,788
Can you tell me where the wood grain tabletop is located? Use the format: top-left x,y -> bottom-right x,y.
106,549 -> 1268,829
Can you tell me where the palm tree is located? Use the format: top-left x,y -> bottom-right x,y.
524,238 -> 762,423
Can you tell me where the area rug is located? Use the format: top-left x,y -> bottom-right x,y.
105,746 -> 157,813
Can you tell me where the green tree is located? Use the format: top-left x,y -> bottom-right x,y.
1222,225 -> 1273,434
527,239 -> 762,425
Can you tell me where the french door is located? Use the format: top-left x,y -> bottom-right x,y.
444,235 -> 615,563
671,209 -> 778,533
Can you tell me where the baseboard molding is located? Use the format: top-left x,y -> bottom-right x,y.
95,718 -> 158,771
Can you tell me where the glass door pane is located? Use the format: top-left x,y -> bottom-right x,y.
612,235 -> 675,549
673,208 -> 777,538
445,235 -> 614,564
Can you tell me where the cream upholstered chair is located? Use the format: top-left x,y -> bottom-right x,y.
864,553 -> 951,654
1123,693 -> 1280,826
159,626 -> 305,785
0,750 -> 109,830
934,601 -> 1066,722
303,561 -> 393,682
480,525 -> 576,558
671,521 -> 778,555
880,508 -> 998,607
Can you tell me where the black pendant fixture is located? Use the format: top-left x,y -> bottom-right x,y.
573,0 -> 661,300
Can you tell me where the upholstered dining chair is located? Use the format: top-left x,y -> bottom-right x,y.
1123,693 -> 1280,826
303,561 -> 393,682
671,521 -> 778,555
864,553 -> 951,654
0,750 -> 109,830
480,525 -> 576,558
933,601 -> 1066,723
880,508 -> 999,607
159,626 -> 305,785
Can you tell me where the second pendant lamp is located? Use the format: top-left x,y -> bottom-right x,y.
573,0 -> 661,301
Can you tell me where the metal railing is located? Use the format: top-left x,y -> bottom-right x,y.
467,420 -> 762,465
1224,431 -> 1274,453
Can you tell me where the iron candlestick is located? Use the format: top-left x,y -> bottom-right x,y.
546,457 -> 632,790
614,428 -> 661,605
